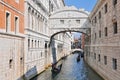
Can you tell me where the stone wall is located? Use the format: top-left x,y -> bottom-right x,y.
86,0 -> 120,80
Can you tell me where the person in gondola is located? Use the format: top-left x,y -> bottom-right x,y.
52,63 -> 62,73
77,54 -> 80,62
52,63 -> 59,72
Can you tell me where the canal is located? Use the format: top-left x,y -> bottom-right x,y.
31,53 -> 104,80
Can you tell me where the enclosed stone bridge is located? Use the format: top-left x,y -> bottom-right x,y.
49,6 -> 91,45
49,6 -> 90,36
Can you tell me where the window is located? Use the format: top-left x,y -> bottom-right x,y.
113,22 -> 117,34
113,0 -> 117,6
6,12 -> 10,32
28,39 -> 30,48
105,27 -> 108,36
99,11 -> 101,19
104,56 -> 107,65
94,53 -> 96,60
15,16 -> 19,33
76,20 -> 80,24
60,20 -> 64,24
32,40 -> 33,48
35,40 -> 36,48
112,58 -> 117,70
45,43 -> 47,49
99,30 -> 101,38
95,33 -> 96,39
41,52 -> 42,57
38,41 -> 39,48
95,17 -> 97,23
105,3 -> 108,13
9,59 -> 13,69
98,54 -> 100,62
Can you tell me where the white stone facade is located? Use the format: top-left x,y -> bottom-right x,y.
85,0 -> 120,80
24,0 -> 50,79
24,0 -> 66,79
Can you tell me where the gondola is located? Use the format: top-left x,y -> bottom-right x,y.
51,64 -> 62,73
51,64 -> 62,78
77,55 -> 80,62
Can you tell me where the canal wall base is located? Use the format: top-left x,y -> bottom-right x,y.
85,60 -> 110,80
26,55 -> 68,80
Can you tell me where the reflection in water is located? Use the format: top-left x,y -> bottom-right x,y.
31,54 -> 104,80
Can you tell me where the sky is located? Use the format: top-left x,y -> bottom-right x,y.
64,0 -> 97,38
64,0 -> 97,12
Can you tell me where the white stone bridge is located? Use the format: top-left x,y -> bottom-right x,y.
49,6 -> 91,45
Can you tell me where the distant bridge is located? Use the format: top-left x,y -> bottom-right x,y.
71,48 -> 83,53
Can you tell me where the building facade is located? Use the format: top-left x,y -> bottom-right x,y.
24,0 -> 50,79
85,0 -> 120,80
24,0 -> 67,79
81,34 -> 85,49
0,0 -> 24,80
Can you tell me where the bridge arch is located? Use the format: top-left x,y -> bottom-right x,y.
49,29 -> 89,46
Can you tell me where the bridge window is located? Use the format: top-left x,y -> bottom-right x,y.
76,20 -> 80,24
112,58 -> 117,70
113,22 -> 117,34
60,20 -> 64,24
104,56 -> 107,65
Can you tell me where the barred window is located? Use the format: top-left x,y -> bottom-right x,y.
113,58 -> 117,70
113,22 -> 117,34
104,56 -> 107,65
105,27 -> 108,36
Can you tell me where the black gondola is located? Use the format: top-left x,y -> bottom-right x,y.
76,55 -> 80,62
51,64 -> 62,73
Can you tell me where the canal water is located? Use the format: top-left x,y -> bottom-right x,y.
31,53 -> 104,80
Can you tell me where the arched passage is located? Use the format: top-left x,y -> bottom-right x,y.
49,29 -> 89,47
